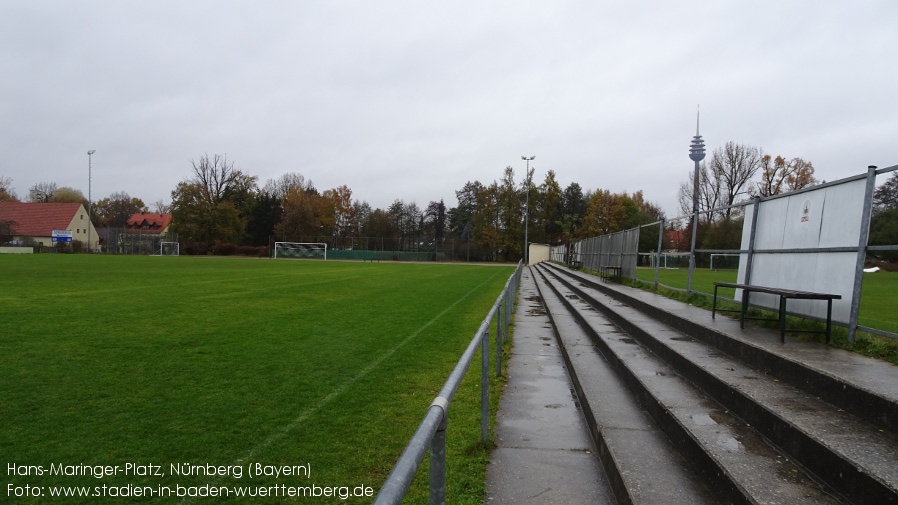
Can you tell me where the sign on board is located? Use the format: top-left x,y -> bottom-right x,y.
51,230 -> 73,243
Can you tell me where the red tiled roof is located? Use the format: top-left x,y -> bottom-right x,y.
0,202 -> 83,236
126,213 -> 172,232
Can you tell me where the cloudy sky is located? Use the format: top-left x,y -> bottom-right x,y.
1,1 -> 896,217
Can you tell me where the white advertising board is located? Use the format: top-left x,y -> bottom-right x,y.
736,179 -> 866,323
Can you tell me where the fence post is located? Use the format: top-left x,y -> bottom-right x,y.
480,328 -> 489,442
429,398 -> 449,505
848,166 -> 878,343
505,283 -> 511,343
742,197 -> 761,285
496,305 -> 503,377
686,208 -> 699,294
654,219 -> 664,289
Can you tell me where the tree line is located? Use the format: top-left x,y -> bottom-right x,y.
4,143 -> 896,262
166,154 -> 665,259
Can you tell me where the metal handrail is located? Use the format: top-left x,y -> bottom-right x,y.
373,261 -> 523,505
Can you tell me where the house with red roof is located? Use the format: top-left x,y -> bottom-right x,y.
0,202 -> 98,251
103,212 -> 176,255
666,228 -> 689,252
126,213 -> 172,234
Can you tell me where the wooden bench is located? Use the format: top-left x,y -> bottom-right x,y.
712,282 -> 841,343
600,265 -> 622,283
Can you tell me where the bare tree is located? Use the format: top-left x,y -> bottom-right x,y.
189,154 -> 256,204
757,155 -> 817,197
711,141 -> 762,219
677,161 -> 723,221
171,154 -> 258,249
153,199 -> 171,214
28,181 -> 57,202
680,142 -> 761,221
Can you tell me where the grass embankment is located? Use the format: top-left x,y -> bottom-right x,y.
627,266 -> 898,365
0,255 -> 515,504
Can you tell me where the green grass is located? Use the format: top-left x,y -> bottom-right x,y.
630,266 -> 898,363
634,267 -> 740,299
0,255 -> 515,504
633,267 -> 898,334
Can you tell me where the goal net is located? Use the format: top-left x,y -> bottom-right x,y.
710,253 -> 741,270
273,242 -> 328,260
159,242 -> 180,256
638,252 -> 692,269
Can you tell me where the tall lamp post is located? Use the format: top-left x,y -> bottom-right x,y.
521,155 -> 535,265
686,111 -> 705,293
87,150 -> 96,253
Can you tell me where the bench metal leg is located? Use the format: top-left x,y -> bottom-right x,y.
826,299 -> 833,344
779,296 -> 787,343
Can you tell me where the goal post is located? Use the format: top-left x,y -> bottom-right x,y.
273,242 -> 328,260
710,253 -> 741,270
159,242 -> 180,256
637,252 -> 691,269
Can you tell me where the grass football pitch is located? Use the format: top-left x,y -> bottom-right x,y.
0,255 -> 515,504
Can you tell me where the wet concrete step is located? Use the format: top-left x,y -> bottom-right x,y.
533,265 -> 845,505
542,262 -> 898,433
537,263 -> 898,505
529,269 -> 720,505
485,268 -> 615,504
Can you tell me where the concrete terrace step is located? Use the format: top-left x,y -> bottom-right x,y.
542,262 -> 898,432
533,265 -> 844,505
530,270 -> 721,505
536,263 -> 898,505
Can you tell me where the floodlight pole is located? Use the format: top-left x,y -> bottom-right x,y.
87,150 -> 96,253
522,155 -> 535,265
686,109 -> 705,294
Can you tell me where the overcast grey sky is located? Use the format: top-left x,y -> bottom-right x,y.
1,1 -> 896,217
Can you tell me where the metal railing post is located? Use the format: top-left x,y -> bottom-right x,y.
496,307 -> 503,377
687,208 -> 699,294
480,328 -> 489,442
848,166 -> 878,342
654,219 -> 664,289
743,196 -> 761,285
503,287 -> 510,343
429,397 -> 448,505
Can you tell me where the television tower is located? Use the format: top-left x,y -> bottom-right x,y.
686,108 -> 705,293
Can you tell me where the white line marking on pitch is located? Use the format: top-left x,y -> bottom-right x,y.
179,268 -> 506,503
